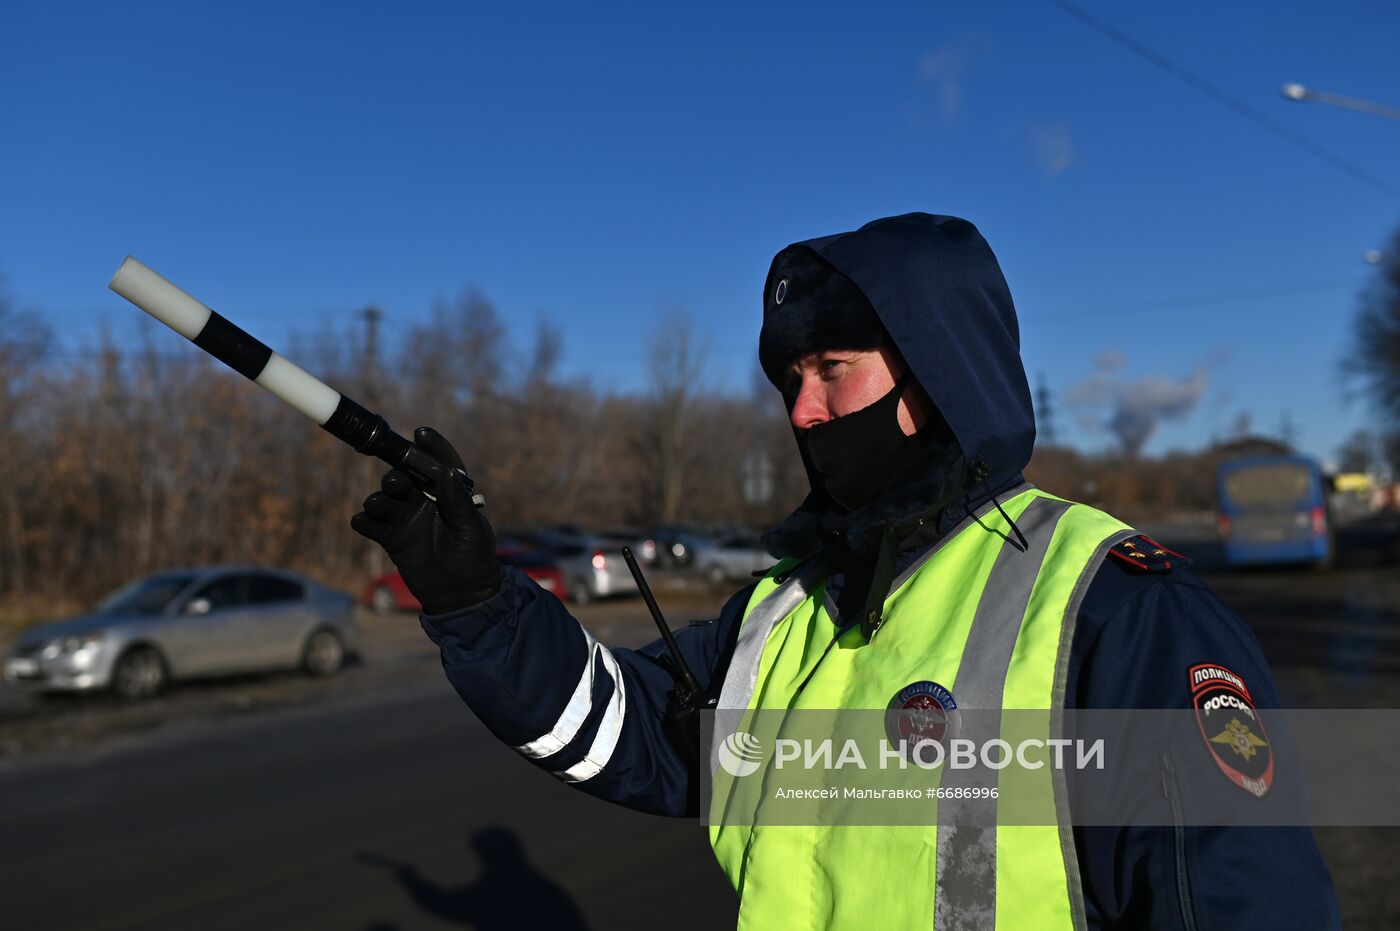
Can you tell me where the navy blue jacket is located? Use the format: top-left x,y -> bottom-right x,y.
422,543 -> 1340,929
419,214 -> 1339,929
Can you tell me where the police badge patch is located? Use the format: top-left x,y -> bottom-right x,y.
1190,663 -> 1273,798
885,681 -> 960,754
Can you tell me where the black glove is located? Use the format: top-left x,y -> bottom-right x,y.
350,427 -> 504,614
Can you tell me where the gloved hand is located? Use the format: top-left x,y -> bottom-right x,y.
351,427 -> 504,614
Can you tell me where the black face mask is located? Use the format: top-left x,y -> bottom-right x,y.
797,376 -> 921,513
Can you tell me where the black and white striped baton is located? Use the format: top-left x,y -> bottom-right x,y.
109,257 -> 485,507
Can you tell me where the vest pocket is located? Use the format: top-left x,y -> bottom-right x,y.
1159,750 -> 1199,931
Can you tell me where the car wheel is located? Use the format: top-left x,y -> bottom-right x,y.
303,629 -> 345,677
370,586 -> 397,615
569,578 -> 593,605
112,646 -> 167,700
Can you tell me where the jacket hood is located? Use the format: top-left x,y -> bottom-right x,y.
761,213 -> 1035,557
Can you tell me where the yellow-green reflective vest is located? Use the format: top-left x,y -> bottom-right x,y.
708,487 -> 1133,931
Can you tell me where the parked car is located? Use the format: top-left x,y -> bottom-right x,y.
364,547 -> 566,614
547,537 -> 640,605
498,548 -> 567,598
364,571 -> 416,614
597,527 -> 661,566
500,526 -> 588,555
643,527 -> 704,568
690,533 -> 774,584
1,567 -> 358,700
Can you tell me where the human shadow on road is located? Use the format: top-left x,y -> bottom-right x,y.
359,826 -> 590,930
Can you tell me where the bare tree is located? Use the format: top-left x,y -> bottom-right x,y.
0,272 -> 52,595
1345,227 -> 1400,452
1337,430 -> 1380,473
642,310 -> 708,522
0,277 -> 971,635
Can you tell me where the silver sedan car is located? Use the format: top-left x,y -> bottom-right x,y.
550,537 -> 641,605
1,567 -> 358,699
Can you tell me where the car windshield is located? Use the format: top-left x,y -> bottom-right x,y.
99,574 -> 199,615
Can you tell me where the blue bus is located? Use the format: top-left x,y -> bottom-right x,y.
1216,454 -> 1332,568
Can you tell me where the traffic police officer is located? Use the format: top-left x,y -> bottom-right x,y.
352,213 -> 1341,929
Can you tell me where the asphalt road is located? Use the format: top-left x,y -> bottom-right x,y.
0,679 -> 737,931
0,589 -> 740,931
2,545 -> 1399,929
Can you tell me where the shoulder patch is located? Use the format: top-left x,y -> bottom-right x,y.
1106,534 -> 1188,573
1190,662 -> 1273,797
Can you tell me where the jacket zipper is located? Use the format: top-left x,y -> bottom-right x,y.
1159,750 -> 1199,931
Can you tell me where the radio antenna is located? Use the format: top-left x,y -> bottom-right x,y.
621,547 -> 701,705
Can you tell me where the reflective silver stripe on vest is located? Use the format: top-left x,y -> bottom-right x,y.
716,561 -> 823,714
1053,525 -> 1138,931
513,625 -> 628,784
933,496 -> 1074,931
721,486 -> 1040,713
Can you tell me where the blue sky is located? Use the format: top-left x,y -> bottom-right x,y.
2,1 -> 1397,460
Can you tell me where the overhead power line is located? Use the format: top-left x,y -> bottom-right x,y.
1047,0 -> 1400,199
1022,275 -> 1361,324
